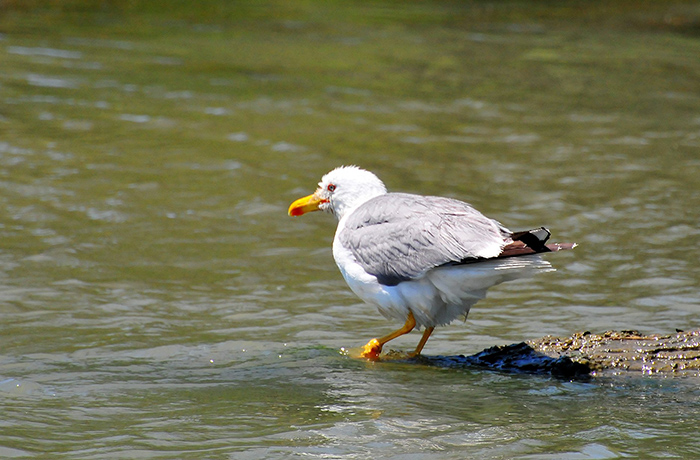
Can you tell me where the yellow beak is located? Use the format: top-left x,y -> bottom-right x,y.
288,192 -> 325,216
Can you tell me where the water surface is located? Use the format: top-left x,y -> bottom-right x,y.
1,1 -> 699,458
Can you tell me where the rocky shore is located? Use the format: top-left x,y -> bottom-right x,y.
415,329 -> 700,378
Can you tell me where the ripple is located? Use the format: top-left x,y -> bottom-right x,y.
271,141 -> 304,152
227,132 -> 249,141
8,46 -> 82,59
25,73 -> 80,89
0,378 -> 45,396
119,114 -> 151,123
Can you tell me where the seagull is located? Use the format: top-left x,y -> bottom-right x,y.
288,166 -> 575,360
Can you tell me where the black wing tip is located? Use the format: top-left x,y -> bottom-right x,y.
511,227 -> 552,252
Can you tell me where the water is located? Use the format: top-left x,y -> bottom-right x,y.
1,1 -> 699,458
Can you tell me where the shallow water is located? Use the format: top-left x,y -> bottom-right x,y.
1,1 -> 700,458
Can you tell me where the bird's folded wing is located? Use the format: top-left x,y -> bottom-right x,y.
337,193 -> 510,286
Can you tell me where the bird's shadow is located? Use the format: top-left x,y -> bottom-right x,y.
380,342 -> 592,379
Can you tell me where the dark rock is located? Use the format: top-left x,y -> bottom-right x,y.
412,329 -> 700,377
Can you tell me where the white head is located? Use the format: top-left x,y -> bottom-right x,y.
288,166 -> 388,220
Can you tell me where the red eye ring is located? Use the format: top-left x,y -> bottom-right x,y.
327,184 -> 336,192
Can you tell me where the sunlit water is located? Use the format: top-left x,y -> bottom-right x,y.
1,2 -> 700,458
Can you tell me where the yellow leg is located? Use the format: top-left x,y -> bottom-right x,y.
408,326 -> 434,357
361,311 -> 416,360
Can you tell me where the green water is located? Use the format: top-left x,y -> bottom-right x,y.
1,1 -> 699,458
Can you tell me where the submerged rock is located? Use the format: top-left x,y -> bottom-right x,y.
416,329 -> 700,377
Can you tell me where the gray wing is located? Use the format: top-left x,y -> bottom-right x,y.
337,193 -> 511,286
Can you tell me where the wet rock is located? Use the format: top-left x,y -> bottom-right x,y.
417,329 -> 700,377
